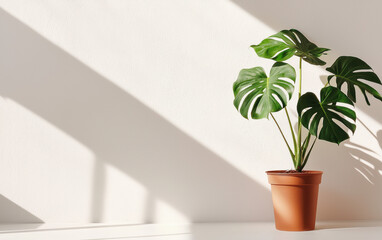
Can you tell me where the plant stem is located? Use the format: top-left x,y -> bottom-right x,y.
300,137 -> 317,170
270,113 -> 294,159
284,108 -> 297,154
301,133 -> 311,159
299,57 -> 302,98
296,57 -> 303,171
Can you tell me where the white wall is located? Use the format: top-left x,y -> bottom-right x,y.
0,0 -> 381,223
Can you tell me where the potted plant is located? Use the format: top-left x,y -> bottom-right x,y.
233,29 -> 382,231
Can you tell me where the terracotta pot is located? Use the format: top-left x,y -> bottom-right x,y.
266,170 -> 323,231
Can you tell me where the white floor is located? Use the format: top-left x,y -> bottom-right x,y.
0,222 -> 381,240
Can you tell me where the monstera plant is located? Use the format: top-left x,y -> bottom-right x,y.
233,29 -> 382,231
234,29 -> 382,172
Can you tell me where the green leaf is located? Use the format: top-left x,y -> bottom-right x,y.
297,86 -> 356,144
251,29 -> 330,65
233,62 -> 296,119
326,56 -> 382,105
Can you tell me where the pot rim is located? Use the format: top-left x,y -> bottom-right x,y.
266,170 -> 323,176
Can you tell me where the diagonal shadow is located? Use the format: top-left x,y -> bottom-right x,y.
0,195 -> 43,224
0,9 -> 272,222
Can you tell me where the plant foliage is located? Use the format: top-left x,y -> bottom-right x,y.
233,62 -> 296,119
326,56 -> 382,105
297,87 -> 356,144
251,29 -> 330,65
233,29 -> 382,171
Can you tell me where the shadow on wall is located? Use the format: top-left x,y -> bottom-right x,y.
0,9 -> 272,222
309,137 -> 382,220
231,0 -> 382,220
0,195 -> 43,224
